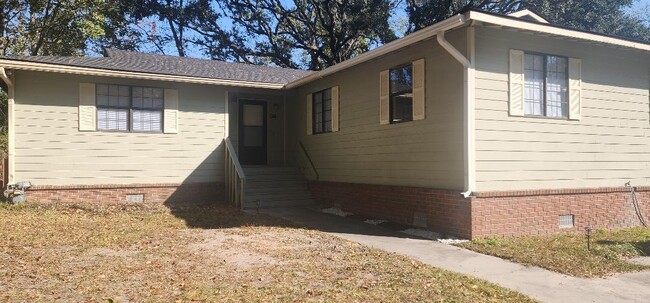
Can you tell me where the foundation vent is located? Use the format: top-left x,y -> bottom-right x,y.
559,214 -> 574,228
126,194 -> 145,203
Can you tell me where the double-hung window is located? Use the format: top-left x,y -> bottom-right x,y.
524,53 -> 568,118
96,84 -> 163,132
312,88 -> 332,134
389,64 -> 413,123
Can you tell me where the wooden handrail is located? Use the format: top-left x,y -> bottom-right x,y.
224,137 -> 246,209
225,138 -> 246,181
298,140 -> 319,181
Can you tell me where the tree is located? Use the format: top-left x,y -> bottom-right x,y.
0,0 -> 110,56
217,0 -> 397,70
405,0 -> 650,42
103,0 -> 221,57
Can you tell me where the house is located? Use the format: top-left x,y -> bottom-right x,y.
0,9 -> 648,239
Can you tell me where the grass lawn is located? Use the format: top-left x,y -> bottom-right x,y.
0,201 -> 534,302
458,228 -> 650,278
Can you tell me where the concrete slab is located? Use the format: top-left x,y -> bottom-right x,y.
262,207 -> 650,303
630,257 -> 650,266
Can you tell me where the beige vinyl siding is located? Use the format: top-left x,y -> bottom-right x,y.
474,26 -> 650,191
286,28 -> 468,189
13,71 -> 279,185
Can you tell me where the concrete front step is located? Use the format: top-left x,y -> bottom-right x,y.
243,198 -> 315,210
241,166 -> 314,209
244,192 -> 313,204
245,186 -> 310,195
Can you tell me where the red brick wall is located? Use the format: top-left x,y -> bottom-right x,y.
26,183 -> 224,205
309,181 -> 472,239
471,187 -> 650,238
308,181 -> 650,239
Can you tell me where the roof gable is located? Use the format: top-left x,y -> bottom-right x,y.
507,9 -> 550,24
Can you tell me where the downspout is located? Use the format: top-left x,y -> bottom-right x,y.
0,67 -> 14,184
436,27 -> 475,198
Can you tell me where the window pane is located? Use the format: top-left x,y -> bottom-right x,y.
546,56 -> 568,118
96,84 -> 129,108
97,108 -> 128,131
524,54 -> 544,116
313,92 -> 323,133
132,97 -> 143,108
390,65 -> 413,123
243,104 -> 264,126
96,94 -> 109,106
133,87 -> 143,98
132,110 -> 162,132
97,84 -> 108,95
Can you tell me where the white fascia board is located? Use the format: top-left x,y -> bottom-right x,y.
468,11 -> 650,52
0,59 -> 286,90
284,14 -> 468,89
507,9 -> 550,23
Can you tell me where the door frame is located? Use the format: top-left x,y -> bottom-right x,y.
238,98 -> 268,165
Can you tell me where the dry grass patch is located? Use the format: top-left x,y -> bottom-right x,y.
0,201 -> 534,302
457,228 -> 650,278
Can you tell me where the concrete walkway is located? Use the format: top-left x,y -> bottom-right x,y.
261,207 -> 650,303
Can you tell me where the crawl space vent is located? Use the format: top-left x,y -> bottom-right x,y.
126,194 -> 145,203
559,214 -> 574,228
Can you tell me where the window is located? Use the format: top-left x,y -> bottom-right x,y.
524,53 -> 568,118
96,84 -> 163,132
312,88 -> 332,134
390,64 -> 413,123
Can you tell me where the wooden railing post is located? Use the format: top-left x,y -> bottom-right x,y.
223,138 -> 246,208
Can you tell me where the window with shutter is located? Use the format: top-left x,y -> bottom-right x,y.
311,88 -> 333,134
510,51 -> 574,119
389,64 -> 414,123
95,84 -> 166,133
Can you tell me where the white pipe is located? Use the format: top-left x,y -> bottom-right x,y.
437,29 -> 475,198
0,67 -> 14,184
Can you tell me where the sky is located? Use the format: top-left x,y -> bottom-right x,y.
148,0 -> 650,60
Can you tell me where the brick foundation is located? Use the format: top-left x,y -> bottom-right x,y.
308,181 -> 650,239
308,181 -> 472,238
471,187 -> 650,238
26,183 -> 224,205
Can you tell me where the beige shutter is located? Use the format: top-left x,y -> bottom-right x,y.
306,94 -> 313,135
568,58 -> 582,120
163,89 -> 179,134
509,49 -> 525,116
331,86 -> 340,132
412,58 -> 425,120
78,83 -> 96,131
379,70 -> 390,125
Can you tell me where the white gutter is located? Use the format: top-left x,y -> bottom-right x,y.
0,59 -> 286,90
0,67 -> 14,184
437,29 -> 475,198
284,14 -> 467,89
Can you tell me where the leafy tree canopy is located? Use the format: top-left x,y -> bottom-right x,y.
406,0 -> 650,42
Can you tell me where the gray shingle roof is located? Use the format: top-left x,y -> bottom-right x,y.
1,49 -> 313,85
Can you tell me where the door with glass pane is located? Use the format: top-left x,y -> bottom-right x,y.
238,100 -> 267,165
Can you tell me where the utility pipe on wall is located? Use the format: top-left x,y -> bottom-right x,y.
0,67 -> 14,184
436,27 -> 475,198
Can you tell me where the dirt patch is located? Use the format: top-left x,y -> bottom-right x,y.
190,230 -> 280,269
